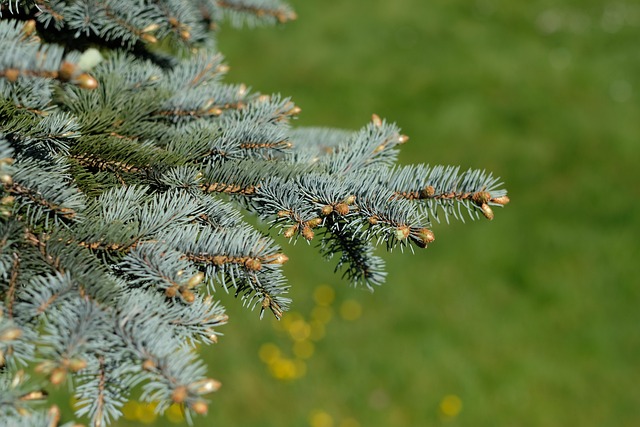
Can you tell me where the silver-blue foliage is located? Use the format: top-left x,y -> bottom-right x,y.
0,1 -> 509,425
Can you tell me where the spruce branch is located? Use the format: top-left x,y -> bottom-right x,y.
0,1 -> 510,425
215,0 -> 296,26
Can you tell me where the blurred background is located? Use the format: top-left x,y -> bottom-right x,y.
114,0 -> 640,425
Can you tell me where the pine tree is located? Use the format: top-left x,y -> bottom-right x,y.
0,1 -> 509,425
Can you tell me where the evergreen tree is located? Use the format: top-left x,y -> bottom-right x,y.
0,1 -> 509,425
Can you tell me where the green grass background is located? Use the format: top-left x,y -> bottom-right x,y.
114,0 -> 640,426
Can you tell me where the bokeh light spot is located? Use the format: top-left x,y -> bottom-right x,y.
439,394 -> 462,418
269,357 -> 297,380
309,320 -> 326,341
165,403 -> 185,423
259,342 -> 281,364
288,319 -> 311,341
313,285 -> 335,306
309,410 -> 334,427
340,300 -> 362,321
281,311 -> 304,331
293,340 -> 315,359
135,402 -> 158,424
311,305 -> 333,324
121,401 -> 138,420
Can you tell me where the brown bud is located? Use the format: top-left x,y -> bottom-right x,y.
172,386 -> 188,403
190,378 -> 222,395
261,296 -> 271,309
22,20 -> 37,37
244,258 -> 262,271
187,272 -> 205,288
142,359 -> 156,371
35,361 -> 54,374
394,225 -> 411,241
306,218 -> 322,228
289,106 -> 302,115
480,203 -> 494,220
267,253 -> 289,265
47,405 -> 61,427
344,195 -> 356,205
320,205 -> 333,216
142,23 -> 160,33
191,400 -> 208,415
217,64 -> 230,74
141,33 -> 158,43
209,333 -> 219,344
180,30 -> 191,40
283,225 -> 298,238
419,185 -> 435,198
4,68 -> 20,82
180,289 -> 196,303
20,390 -> 47,401
301,226 -> 314,241
0,327 -> 21,341
0,174 -> 13,186
67,358 -> 87,372
398,134 -> 409,144
2,196 -> 15,205
371,114 -> 382,127
176,269 -> 185,276
50,367 -> 67,385
410,228 -> 435,248
212,255 -> 226,265
58,61 -> 76,82
165,285 -> 178,298
74,73 -> 98,90
206,107 -> 223,116
368,216 -> 379,225
472,191 -> 491,205
276,10 -> 297,23
277,210 -> 290,217
334,203 -> 349,216
491,195 -> 510,205
12,370 -> 25,387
